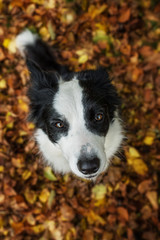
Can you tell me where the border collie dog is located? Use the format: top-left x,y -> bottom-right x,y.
16,30 -> 124,180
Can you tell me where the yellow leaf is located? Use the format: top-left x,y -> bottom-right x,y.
39,188 -> 50,203
3,38 -> 16,53
45,0 -> 55,9
27,122 -> 35,129
44,220 -> 55,234
126,147 -> 148,175
18,99 -> 29,113
87,210 -> 106,225
22,170 -> 31,180
47,190 -> 55,209
31,224 -> 45,234
143,136 -> 154,145
0,166 -> 4,172
92,184 -> 106,200
146,191 -> 158,210
129,147 -> 140,158
39,27 -> 50,40
88,4 -> 107,19
0,79 -> 7,89
6,122 -> 14,129
129,158 -> 148,176
24,188 -> 37,204
26,214 -> 36,225
3,38 -> 11,49
31,0 -> 44,4
78,54 -> 88,64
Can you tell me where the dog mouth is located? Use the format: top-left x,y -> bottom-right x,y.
85,174 -> 97,179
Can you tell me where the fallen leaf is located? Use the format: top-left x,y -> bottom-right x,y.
87,210 -> 106,225
60,204 -> 75,221
146,191 -> 158,210
119,8 -> 131,23
83,229 -> 94,240
88,4 -> 107,19
22,170 -> 32,180
0,79 -> 7,89
128,147 -> 140,158
25,214 -> 36,225
78,54 -> 88,64
0,48 -> 5,61
44,166 -> 57,181
24,188 -> 37,204
117,207 -> 129,221
143,135 -> 154,145
12,221 -> 24,235
92,184 -> 107,200
102,231 -> 113,240
31,224 -> 45,234
12,157 -> 25,168
129,158 -> 148,175
138,180 -> 152,194
39,188 -> 50,203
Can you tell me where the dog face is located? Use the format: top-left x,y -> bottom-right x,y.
27,60 -> 123,179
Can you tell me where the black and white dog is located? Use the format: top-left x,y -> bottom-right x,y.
16,30 -> 124,180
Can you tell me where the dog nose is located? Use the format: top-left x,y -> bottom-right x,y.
77,157 -> 100,175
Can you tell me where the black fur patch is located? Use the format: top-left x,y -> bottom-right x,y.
77,68 -> 121,136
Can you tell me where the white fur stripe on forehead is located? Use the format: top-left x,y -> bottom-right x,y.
54,77 -> 84,123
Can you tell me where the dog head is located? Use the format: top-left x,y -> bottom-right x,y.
27,60 -> 123,179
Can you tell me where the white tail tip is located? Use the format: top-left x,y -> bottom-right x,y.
15,29 -> 38,56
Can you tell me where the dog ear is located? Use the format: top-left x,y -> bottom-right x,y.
26,58 -> 60,90
26,59 -> 60,126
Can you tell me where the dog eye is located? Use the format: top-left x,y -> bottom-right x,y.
55,121 -> 64,128
95,113 -> 103,121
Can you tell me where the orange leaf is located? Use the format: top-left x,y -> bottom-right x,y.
12,221 -> 24,235
119,8 -> 131,23
117,207 -> 129,221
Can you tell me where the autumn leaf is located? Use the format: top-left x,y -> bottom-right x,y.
126,147 -> 148,175
146,191 -> 158,210
44,166 -> 57,181
117,207 -> 129,222
39,188 -> 50,203
118,8 -> 131,23
92,184 -> 107,200
24,188 -> 37,204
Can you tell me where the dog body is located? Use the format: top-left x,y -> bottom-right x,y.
16,30 -> 124,180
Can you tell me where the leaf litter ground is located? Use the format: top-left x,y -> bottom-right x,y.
0,0 -> 160,239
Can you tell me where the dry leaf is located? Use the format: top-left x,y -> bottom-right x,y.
117,207 -> 129,222
83,229 -> 94,240
119,8 -> 131,23
146,191 -> 158,210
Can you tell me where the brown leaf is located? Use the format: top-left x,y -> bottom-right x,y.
4,183 -> 17,196
102,231 -> 113,240
117,207 -> 129,222
12,221 -> 24,235
139,46 -> 153,57
83,229 -> 94,240
118,8 -> 131,23
60,204 -> 75,221
138,180 -> 152,194
0,48 -> 5,61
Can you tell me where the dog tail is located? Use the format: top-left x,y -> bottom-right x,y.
16,29 -> 66,73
